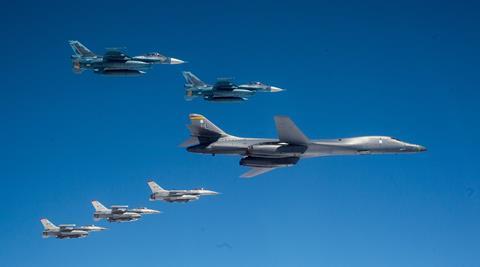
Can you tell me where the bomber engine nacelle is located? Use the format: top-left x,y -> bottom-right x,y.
247,144 -> 307,157
240,156 -> 300,168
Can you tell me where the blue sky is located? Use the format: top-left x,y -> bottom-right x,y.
1,0 -> 479,266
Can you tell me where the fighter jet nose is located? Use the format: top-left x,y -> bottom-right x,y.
418,145 -> 427,152
169,58 -> 185,64
269,86 -> 284,93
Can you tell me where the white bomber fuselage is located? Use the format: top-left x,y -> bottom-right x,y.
183,113 -> 426,177
188,136 -> 426,158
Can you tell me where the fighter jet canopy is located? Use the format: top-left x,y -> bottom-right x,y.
249,81 -> 265,85
146,52 -> 163,56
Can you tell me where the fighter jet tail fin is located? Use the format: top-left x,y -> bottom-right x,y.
147,180 -> 167,193
187,114 -> 230,139
40,218 -> 59,230
69,40 -> 96,57
274,116 -> 310,145
91,200 -> 109,212
183,71 -> 206,87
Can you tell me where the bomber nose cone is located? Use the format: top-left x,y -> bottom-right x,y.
269,86 -> 284,93
169,57 -> 185,64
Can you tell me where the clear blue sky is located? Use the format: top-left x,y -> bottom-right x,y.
1,1 -> 479,266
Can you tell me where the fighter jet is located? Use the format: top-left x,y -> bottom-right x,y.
182,71 -> 284,102
147,179 -> 219,203
69,40 -> 185,76
41,218 -> 106,239
91,200 -> 160,223
181,114 -> 427,178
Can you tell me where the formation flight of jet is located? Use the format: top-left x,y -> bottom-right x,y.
91,200 -> 160,223
41,218 -> 106,239
182,71 -> 284,102
181,114 -> 427,178
147,180 -> 219,203
69,40 -> 185,76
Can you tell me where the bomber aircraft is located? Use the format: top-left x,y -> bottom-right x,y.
91,200 -> 160,223
41,218 -> 106,239
69,40 -> 185,76
181,114 -> 427,178
147,179 -> 219,203
182,71 -> 284,102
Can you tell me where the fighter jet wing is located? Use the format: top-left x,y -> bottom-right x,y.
212,79 -> 238,91
240,167 -> 276,178
103,50 -> 131,62
274,116 -> 310,145
111,205 -> 128,214
58,224 -> 76,231
168,191 -> 186,196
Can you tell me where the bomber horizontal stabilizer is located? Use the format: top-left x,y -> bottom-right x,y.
180,136 -> 199,147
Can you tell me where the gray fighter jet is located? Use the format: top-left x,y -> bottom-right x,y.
69,40 -> 185,76
91,200 -> 160,223
41,218 -> 106,239
147,179 -> 219,203
182,71 -> 284,102
182,114 -> 427,178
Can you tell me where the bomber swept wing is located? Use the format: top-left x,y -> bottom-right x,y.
274,116 -> 310,145
240,167 -> 277,178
